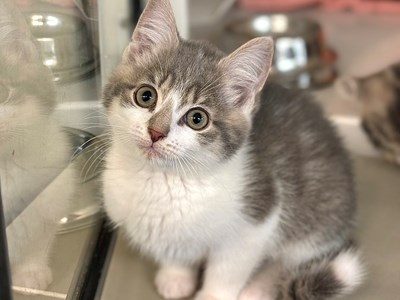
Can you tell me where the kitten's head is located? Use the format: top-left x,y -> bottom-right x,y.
104,0 -> 273,173
0,0 -> 55,152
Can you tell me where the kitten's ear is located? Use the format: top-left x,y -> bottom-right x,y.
0,0 -> 42,66
219,37 -> 274,112
123,0 -> 179,61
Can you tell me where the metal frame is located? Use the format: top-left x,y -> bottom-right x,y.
0,184 -> 12,300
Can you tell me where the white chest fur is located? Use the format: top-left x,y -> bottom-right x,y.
102,143 -> 251,263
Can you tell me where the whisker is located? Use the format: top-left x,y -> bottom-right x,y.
80,140 -> 113,181
71,133 -> 112,159
82,142 -> 111,181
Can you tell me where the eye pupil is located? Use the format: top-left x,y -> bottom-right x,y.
142,90 -> 152,102
192,112 -> 202,124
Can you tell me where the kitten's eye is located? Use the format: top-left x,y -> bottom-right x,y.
185,108 -> 209,130
134,85 -> 157,108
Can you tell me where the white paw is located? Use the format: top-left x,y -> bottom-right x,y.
194,292 -> 222,300
155,266 -> 197,299
239,286 -> 273,300
195,288 -> 245,300
12,263 -> 53,292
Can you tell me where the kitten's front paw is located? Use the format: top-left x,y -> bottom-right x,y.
155,265 -> 197,299
12,263 -> 53,292
238,287 -> 273,300
194,292 -> 221,300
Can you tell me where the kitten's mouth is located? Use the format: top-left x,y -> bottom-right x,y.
141,145 -> 165,159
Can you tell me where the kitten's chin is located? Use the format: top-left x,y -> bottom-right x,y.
138,147 -> 182,171
146,154 -> 175,171
142,146 -> 163,159
136,145 -> 210,174
138,146 -> 169,166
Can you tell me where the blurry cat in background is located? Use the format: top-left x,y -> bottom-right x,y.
338,63 -> 400,165
0,0 -> 75,291
102,0 -> 364,299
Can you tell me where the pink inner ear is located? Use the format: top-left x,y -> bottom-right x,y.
237,41 -> 272,93
127,32 -> 154,59
220,37 -> 274,110
230,84 -> 252,108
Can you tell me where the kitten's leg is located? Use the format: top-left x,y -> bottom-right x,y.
155,262 -> 198,299
195,240 -> 269,300
238,262 -> 282,300
7,205 -> 57,290
7,166 -> 75,291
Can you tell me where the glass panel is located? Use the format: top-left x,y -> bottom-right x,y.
0,0 -> 110,298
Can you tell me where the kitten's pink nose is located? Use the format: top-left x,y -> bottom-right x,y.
148,128 -> 165,143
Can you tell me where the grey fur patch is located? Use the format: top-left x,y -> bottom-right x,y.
103,40 -> 225,110
241,84 -> 355,235
276,242 -> 358,300
148,101 -> 173,135
212,118 -> 247,159
281,268 -> 343,300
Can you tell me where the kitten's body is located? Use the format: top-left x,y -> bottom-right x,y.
1,0 -> 75,290
105,84 -> 354,263
103,1 -> 363,299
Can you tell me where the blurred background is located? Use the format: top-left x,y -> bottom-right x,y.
0,0 -> 399,299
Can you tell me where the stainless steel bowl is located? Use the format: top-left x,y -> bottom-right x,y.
222,14 -> 336,89
57,127 -> 103,234
24,11 -> 96,83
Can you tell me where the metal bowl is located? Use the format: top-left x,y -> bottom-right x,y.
222,14 -> 336,89
24,11 -> 96,83
58,127 -> 104,234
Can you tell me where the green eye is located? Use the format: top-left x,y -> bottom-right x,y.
134,85 -> 157,108
186,108 -> 209,130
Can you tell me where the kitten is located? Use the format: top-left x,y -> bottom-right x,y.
0,0 -> 76,291
358,63 -> 400,165
102,0 -> 364,299
337,63 -> 400,166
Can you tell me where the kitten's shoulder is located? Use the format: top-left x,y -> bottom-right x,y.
259,83 -> 323,119
252,82 -> 345,157
255,82 -> 330,132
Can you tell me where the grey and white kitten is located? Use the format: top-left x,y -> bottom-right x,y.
339,63 -> 400,165
0,0 -> 75,291
102,0 -> 364,299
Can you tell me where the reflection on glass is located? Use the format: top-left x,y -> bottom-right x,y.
25,10 -> 96,83
0,0 -> 103,298
0,0 -> 76,292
